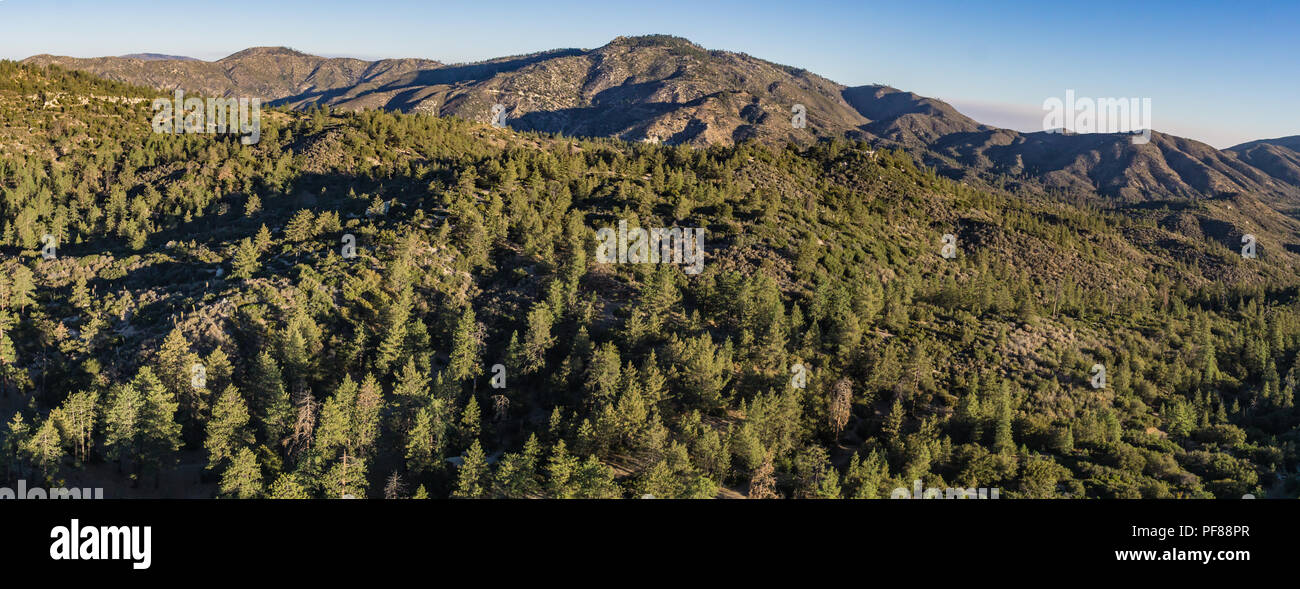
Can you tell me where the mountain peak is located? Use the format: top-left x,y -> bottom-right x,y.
1229,135 -> 1300,152
600,34 -> 706,53
219,46 -> 312,61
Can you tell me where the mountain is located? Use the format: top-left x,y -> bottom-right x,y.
23,46 -> 442,102
276,35 -> 877,146
1226,136 -> 1300,189
21,36 -> 1300,204
4,60 -> 1299,499
923,129 -> 1299,204
1231,135 -> 1300,152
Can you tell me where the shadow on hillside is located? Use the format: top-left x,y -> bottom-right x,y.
507,84 -> 725,141
59,169 -> 448,309
270,49 -> 587,109
510,103 -> 673,138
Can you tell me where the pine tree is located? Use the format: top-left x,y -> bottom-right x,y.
244,195 -> 262,217
220,447 -> 263,498
843,449 -> 888,499
284,209 -> 318,242
323,450 -> 368,499
22,416 -> 63,483
447,306 -> 482,382
103,382 -> 144,469
253,224 -> 272,252
136,367 -> 183,477
10,266 -> 34,313
882,396 -> 904,442
392,358 -> 429,419
493,433 -> 541,498
459,396 -> 482,446
673,333 -> 732,411
355,373 -> 383,457
2,412 -> 29,478
573,455 -> 621,498
250,352 -> 291,448
231,237 -> 260,279
586,342 -> 622,404
522,302 -> 555,374
203,348 -> 233,398
156,327 -> 204,425
205,385 -> 253,469
405,403 -> 445,475
641,351 -> 667,407
505,330 -> 526,377
55,390 -> 98,464
992,383 -> 1015,454
267,473 -> 309,499
375,285 -> 412,374
1201,340 -> 1220,386
957,380 -> 983,442
314,375 -> 359,459
453,440 -> 489,498
794,445 -> 841,499
545,440 -> 579,498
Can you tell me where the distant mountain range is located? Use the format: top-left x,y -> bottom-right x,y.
25,46 -> 442,105
23,35 -> 1300,205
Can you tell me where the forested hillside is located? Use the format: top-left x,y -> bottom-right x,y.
2,61 -> 1298,499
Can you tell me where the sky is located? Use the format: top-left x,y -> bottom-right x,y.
1,0 -> 1296,148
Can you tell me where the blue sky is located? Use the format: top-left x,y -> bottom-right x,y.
1,0 -> 1296,148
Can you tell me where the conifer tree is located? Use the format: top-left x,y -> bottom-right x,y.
267,473 -> 309,499
22,416 -> 62,483
231,237 -> 259,279
522,302 -> 555,374
447,306 -> 482,382
545,440 -> 579,499
136,367 -> 183,479
250,352 -> 292,448
405,403 -> 446,476
2,412 -> 29,478
220,447 -> 263,498
459,395 -> 482,447
993,383 -> 1015,454
103,382 -> 143,470
55,390 -> 97,464
205,385 -> 253,469
453,440 -> 490,498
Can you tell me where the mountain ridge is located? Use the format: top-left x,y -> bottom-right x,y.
21,35 -> 1300,204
